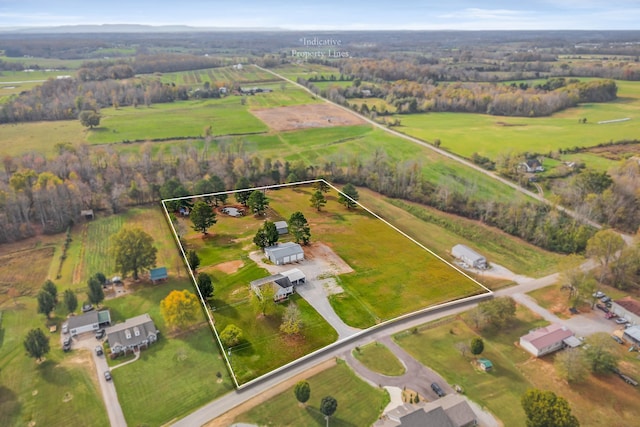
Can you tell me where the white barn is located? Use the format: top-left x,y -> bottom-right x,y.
264,242 -> 304,265
451,244 -> 487,269
66,310 -> 111,336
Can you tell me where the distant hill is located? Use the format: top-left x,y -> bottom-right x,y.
0,24 -> 286,34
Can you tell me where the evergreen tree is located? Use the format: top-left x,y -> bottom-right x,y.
309,190 -> 327,211
63,289 -> 78,314
24,328 -> 50,362
87,275 -> 105,306
187,249 -> 200,272
190,200 -> 217,235
338,183 -> 359,209
247,190 -> 269,216
196,272 -> 214,299
294,381 -> 311,404
289,211 -> 311,245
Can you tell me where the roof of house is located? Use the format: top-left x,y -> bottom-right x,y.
613,296 -> 640,317
451,244 -> 485,262
265,242 -> 304,258
403,407 -> 455,427
107,313 -> 158,349
274,220 -> 287,229
67,310 -> 99,329
380,395 -> 477,427
250,273 -> 292,289
150,267 -> 168,281
521,324 -> 574,350
624,325 -> 640,342
281,268 -> 305,283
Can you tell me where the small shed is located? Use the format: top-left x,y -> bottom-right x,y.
477,358 -> 493,372
624,325 -> 640,346
80,209 -> 94,220
451,244 -> 487,269
264,242 -> 304,265
150,267 -> 168,284
274,220 -> 288,235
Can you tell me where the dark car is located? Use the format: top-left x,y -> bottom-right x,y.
431,382 -> 446,398
596,303 -> 609,313
95,345 -> 104,356
63,336 -> 72,352
104,370 -> 112,381
612,335 -> 624,344
569,307 -> 579,315
95,329 -> 105,339
601,296 -> 612,304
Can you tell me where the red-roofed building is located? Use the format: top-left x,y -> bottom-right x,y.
611,296 -> 640,326
519,324 -> 575,357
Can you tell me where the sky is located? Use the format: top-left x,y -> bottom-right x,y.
0,0 -> 639,30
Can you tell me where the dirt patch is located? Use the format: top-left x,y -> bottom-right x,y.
204,358 -> 336,427
319,278 -> 344,296
251,103 -> 366,132
496,121 -> 527,127
212,260 -> 244,274
305,242 -> 354,276
587,144 -> 640,160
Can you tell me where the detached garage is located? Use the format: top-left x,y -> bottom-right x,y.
67,309 -> 111,336
264,242 -> 304,265
452,244 -> 487,269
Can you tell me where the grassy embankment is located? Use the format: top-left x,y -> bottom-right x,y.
353,342 -> 406,376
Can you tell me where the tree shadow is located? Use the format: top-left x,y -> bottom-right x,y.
37,359 -> 67,385
0,386 -> 21,426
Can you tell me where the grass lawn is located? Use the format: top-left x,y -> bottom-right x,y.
0,120 -> 87,156
102,278 -> 234,425
353,342 -> 405,376
394,308 -> 548,426
234,360 -> 390,427
0,298 -> 108,427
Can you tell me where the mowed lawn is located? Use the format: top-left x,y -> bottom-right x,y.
394,309 -> 548,426
266,186 -> 487,326
395,80 -> 640,160
233,360 -> 390,427
103,279 -> 233,426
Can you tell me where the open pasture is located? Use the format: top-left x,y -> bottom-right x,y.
349,96 -> 397,113
155,66 -> 278,87
251,103 -> 366,131
395,79 -> 640,160
86,98 -> 268,144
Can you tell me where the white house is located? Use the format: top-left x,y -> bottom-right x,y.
610,296 -> 640,326
274,220 -> 288,235
250,268 -> 306,302
451,244 -> 487,269
66,310 -> 111,336
519,324 -> 575,357
264,242 -> 304,265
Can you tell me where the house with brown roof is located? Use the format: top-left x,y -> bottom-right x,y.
519,324 -> 576,357
610,296 -> 640,326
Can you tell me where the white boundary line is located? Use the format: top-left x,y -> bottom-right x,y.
161,179 -> 492,389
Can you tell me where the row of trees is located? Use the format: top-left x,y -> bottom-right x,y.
303,76 -> 617,117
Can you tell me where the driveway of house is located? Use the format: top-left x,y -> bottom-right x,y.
64,330 -> 128,427
248,246 -> 361,339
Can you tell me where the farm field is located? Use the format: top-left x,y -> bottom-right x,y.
349,97 -> 397,113
154,66 -> 278,87
172,183 -> 487,383
356,187 -> 569,278
232,360 -> 389,427
272,63 -> 345,81
393,80 -> 640,161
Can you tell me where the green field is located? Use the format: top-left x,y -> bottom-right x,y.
154,66 -> 278,87
394,80 -> 640,161
394,311 -> 547,426
234,360 -> 389,427
103,279 -> 233,426
349,97 -> 397,113
353,342 -> 405,376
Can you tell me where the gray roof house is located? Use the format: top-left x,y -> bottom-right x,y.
451,244 -> 487,269
374,394 -> 478,427
67,309 -> 111,336
264,242 -> 304,265
623,325 -> 640,346
274,220 -> 288,235
106,313 -> 159,355
250,268 -> 306,302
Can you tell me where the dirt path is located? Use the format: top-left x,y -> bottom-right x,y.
203,359 -> 336,427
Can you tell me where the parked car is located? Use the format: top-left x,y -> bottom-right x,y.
61,323 -> 68,334
605,312 -> 617,319
601,296 -> 612,303
596,303 -> 609,313
615,318 -> 629,325
569,307 -> 579,315
63,336 -> 72,352
82,303 -> 94,313
95,345 -> 104,356
431,382 -> 446,398
104,370 -> 112,381
95,329 -> 105,339
612,335 -> 624,344
593,291 -> 605,298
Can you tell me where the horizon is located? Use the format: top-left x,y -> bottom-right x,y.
1,1 -> 640,31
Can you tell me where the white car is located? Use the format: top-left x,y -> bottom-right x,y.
615,318 -> 629,325
593,291 -> 605,298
